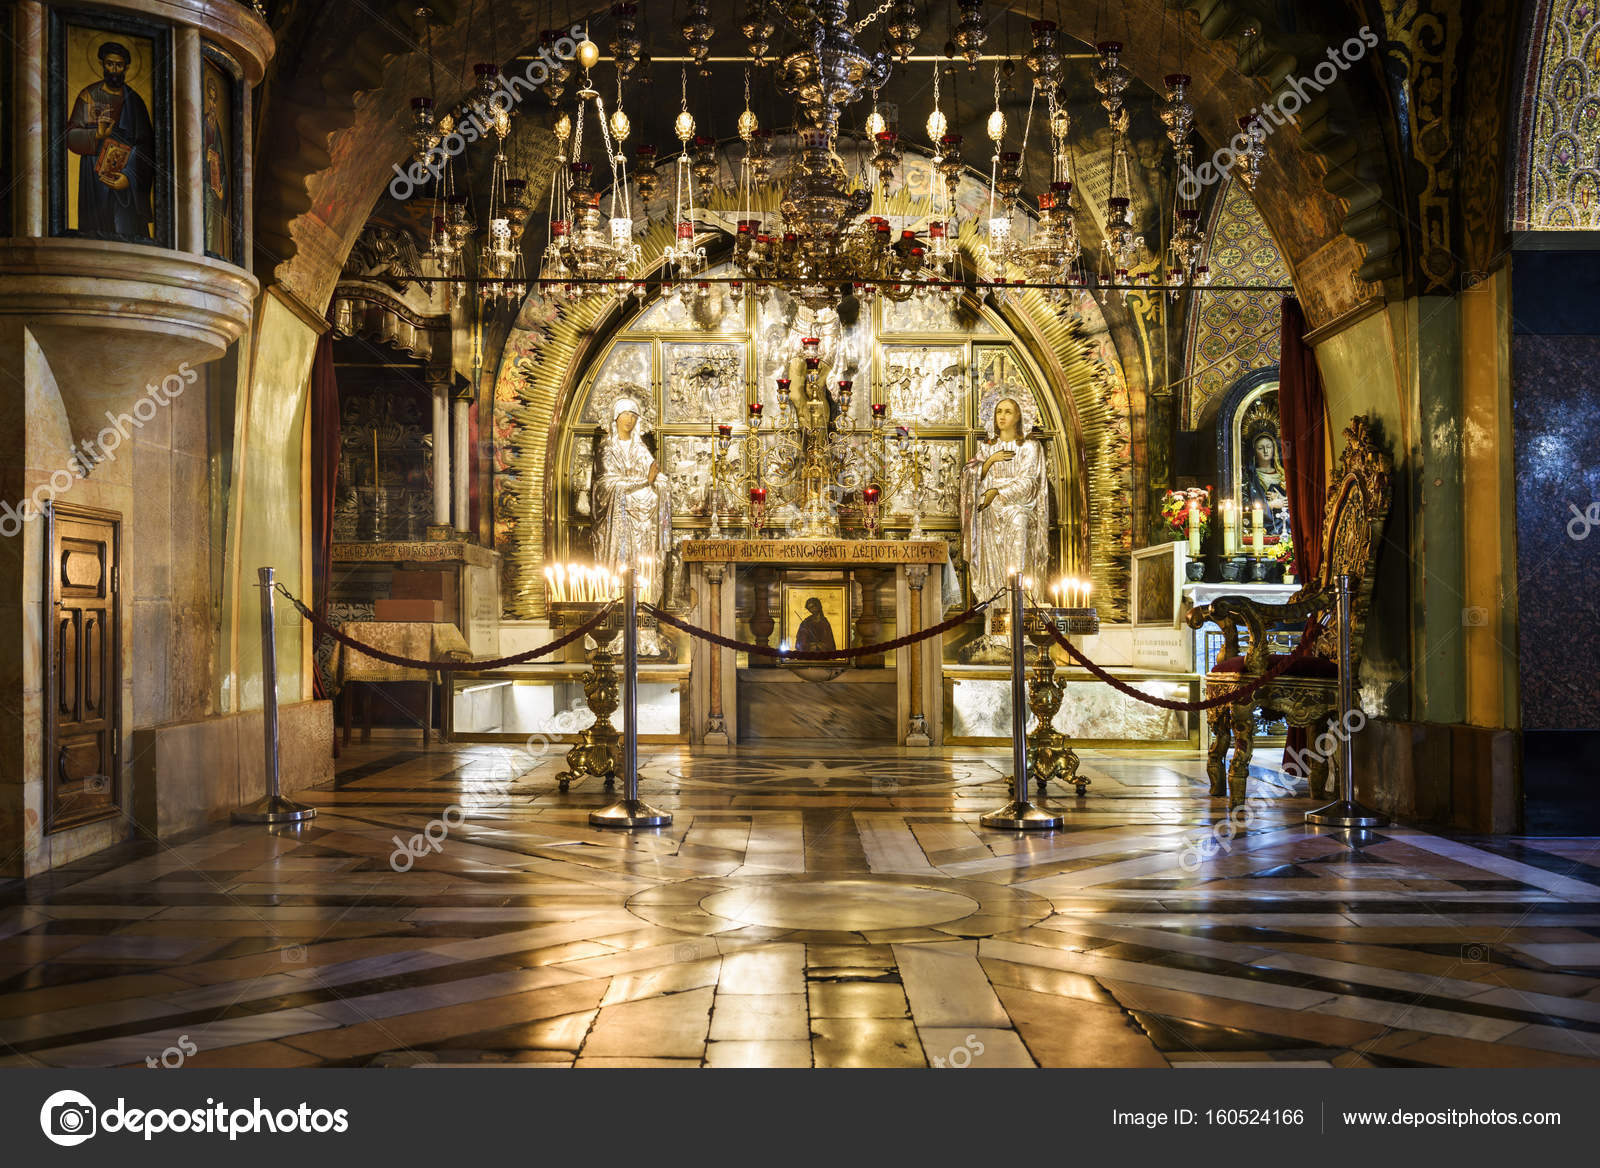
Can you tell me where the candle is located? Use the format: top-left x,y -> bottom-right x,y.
717,423 -> 732,438
750,486 -> 766,503
871,403 -> 887,418
862,485 -> 880,504
1221,500 -> 1236,555
373,429 -> 379,489
1252,503 -> 1265,558
1187,501 -> 1201,556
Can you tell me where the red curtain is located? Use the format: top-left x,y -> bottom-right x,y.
309,332 -> 341,703
1277,297 -> 1328,775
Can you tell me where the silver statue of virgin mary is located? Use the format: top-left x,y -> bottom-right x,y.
959,388 -> 1050,651
592,391 -> 672,606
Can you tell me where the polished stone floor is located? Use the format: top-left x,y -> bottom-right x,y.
3,743 -> 1600,1069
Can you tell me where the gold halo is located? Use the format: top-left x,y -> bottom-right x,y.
78,30 -> 146,91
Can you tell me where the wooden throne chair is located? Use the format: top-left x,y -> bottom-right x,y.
1186,415 -> 1392,805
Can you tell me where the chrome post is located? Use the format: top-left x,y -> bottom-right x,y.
980,573 -> 1065,831
590,566 -> 672,828
233,567 -> 317,825
1305,573 -> 1387,829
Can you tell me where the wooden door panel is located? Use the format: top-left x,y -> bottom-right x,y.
45,506 -> 120,833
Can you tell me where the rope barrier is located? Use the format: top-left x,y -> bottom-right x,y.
274,584 -> 618,672
1035,604 -> 1330,713
276,578 -> 1328,714
641,590 -> 1001,661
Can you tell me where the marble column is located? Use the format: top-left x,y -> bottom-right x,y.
174,28 -> 204,254
15,2 -> 45,236
452,397 -> 470,534
428,372 -> 450,533
904,564 -> 931,746
239,86 -> 254,274
704,564 -> 728,744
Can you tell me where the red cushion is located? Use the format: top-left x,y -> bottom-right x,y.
1214,653 -> 1338,678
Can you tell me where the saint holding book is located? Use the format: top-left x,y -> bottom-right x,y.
65,41 -> 155,240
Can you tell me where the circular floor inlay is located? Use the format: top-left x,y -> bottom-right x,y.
700,879 -> 981,931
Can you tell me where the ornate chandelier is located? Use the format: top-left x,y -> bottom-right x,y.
724,2 -> 958,310
539,47 -> 640,301
512,1 -> 1225,310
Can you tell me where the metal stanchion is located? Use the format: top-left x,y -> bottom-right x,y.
980,574 -> 1065,831
233,567 -> 317,825
1305,573 -> 1387,829
590,567 -> 672,829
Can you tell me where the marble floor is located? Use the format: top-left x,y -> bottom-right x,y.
3,743 -> 1600,1069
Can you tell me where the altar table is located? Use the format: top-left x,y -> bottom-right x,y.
680,539 -> 950,746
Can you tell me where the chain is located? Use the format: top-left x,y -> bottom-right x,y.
853,0 -> 898,35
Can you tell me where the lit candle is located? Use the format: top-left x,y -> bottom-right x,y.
871,403 -> 887,419
750,486 -> 767,504
1252,503 -> 1264,558
862,485 -> 880,504
717,423 -> 732,438
1187,501 -> 1201,556
1221,500 -> 1236,555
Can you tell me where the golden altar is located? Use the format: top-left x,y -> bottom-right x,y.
680,539 -> 950,746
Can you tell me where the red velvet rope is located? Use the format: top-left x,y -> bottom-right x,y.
1038,613 -> 1329,712
641,593 -> 998,661
275,584 -> 618,672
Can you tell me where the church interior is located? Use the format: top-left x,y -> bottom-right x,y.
2,0 -> 1599,1089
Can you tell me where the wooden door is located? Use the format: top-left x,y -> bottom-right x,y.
44,504 -> 121,832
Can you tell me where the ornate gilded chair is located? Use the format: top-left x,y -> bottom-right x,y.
1186,415 -> 1392,805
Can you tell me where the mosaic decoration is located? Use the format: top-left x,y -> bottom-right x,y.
1518,0 -> 1600,227
1183,180 -> 1291,429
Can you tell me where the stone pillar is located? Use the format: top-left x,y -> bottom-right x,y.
15,2 -> 45,236
904,564 -> 931,746
428,371 -> 450,535
704,563 -> 728,744
452,396 -> 470,535
174,28 -> 205,254
239,86 -> 254,275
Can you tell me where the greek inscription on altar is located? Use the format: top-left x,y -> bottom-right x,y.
680,539 -> 945,565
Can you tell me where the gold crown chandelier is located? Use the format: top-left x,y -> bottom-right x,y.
727,0 -> 954,311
